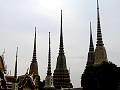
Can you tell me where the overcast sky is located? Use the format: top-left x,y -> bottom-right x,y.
0,0 -> 120,88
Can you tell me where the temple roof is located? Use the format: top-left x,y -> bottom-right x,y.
18,72 -> 35,89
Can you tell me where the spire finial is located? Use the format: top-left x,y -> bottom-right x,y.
89,22 -> 94,51
32,27 -> 37,61
97,0 -> 99,10
96,0 -> 104,46
59,10 -> 64,54
14,47 -> 18,80
47,32 -> 52,75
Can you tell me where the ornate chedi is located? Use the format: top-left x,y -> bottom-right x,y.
44,32 -> 55,90
53,10 -> 73,89
86,22 -> 95,66
29,27 -> 40,89
94,0 -> 108,65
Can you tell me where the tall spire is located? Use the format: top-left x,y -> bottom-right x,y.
89,22 -> 94,51
14,47 -> 18,80
86,22 -> 95,66
32,27 -> 37,61
56,10 -> 67,69
94,0 -> 108,65
29,27 -> 38,75
47,32 -> 52,75
59,10 -> 64,54
44,32 -> 55,90
96,0 -> 104,46
53,10 -> 73,89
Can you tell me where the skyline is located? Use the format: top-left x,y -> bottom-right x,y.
0,0 -> 120,88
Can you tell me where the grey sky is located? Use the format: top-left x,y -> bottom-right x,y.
0,0 -> 120,88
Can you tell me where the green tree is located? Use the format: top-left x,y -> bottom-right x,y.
81,61 -> 120,90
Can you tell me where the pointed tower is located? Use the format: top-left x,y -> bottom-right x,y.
29,27 -> 40,89
47,32 -> 52,76
94,0 -> 108,65
86,22 -> 95,66
53,10 -> 73,89
14,47 -> 18,81
29,27 -> 38,76
44,32 -> 55,90
11,47 -> 18,90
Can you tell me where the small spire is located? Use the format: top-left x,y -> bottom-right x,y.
89,22 -> 94,51
47,32 -> 52,75
26,68 -> 29,74
96,0 -> 104,46
59,10 -> 64,54
32,27 -> 37,61
14,47 -> 18,81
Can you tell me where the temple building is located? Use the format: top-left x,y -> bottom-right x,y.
43,32 -> 55,90
53,10 -> 73,89
18,70 -> 35,90
0,0 -> 118,90
0,27 -> 42,90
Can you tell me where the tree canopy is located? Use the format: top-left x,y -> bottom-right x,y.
81,61 -> 120,90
